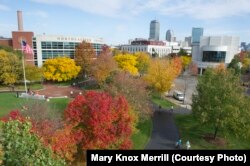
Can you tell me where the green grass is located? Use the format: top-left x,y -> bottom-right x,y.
151,93 -> 175,109
132,119 -> 152,149
0,83 -> 43,91
0,93 -> 70,117
174,114 -> 250,149
54,81 -> 72,86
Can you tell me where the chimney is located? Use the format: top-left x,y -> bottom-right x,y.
17,10 -> 23,31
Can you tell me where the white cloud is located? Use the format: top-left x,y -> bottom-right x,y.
0,4 -> 10,11
26,10 -> 48,18
30,0 -> 250,20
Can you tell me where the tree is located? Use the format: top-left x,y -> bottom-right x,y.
178,49 -> 188,56
64,91 -> 136,149
114,53 -> 138,75
189,62 -> 199,76
180,56 -> 191,70
104,71 -> 152,121
134,52 -> 150,75
90,46 -> 117,85
25,64 -> 43,82
228,56 -> 241,75
43,57 -> 81,82
192,66 -> 250,139
0,120 -> 66,165
0,50 -> 22,85
145,58 -> 182,95
75,41 -> 96,78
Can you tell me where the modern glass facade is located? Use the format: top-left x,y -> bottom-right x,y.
33,36 -> 104,66
202,51 -> 226,62
149,20 -> 160,41
192,28 -> 203,44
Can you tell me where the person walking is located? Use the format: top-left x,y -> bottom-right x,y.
177,139 -> 182,149
186,140 -> 191,150
171,105 -> 174,113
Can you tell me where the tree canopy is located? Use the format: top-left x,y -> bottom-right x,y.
43,57 -> 81,82
114,53 -> 138,75
192,66 -> 250,139
0,50 -> 22,85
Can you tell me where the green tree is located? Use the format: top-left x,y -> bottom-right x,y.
0,120 -> 66,165
178,49 -> 188,56
75,41 -> 96,78
0,50 -> 22,85
227,56 -> 241,75
192,67 -> 250,139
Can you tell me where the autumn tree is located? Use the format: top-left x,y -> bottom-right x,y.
180,56 -> 191,70
145,58 -> 182,95
192,67 -> 250,139
64,91 -> 136,149
0,120 -> 66,165
0,50 -> 22,85
114,53 -> 138,75
90,45 -> 117,85
189,62 -> 199,76
25,64 -> 43,82
104,71 -> 152,121
43,57 -> 81,82
75,41 -> 96,78
228,56 -> 241,75
134,52 -> 150,75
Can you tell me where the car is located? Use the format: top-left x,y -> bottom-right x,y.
173,90 -> 184,101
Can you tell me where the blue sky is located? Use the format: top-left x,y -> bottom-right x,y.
0,0 -> 250,45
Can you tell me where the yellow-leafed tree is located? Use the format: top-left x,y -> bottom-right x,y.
144,58 -> 182,95
134,52 -> 150,75
180,56 -> 191,70
114,53 -> 138,75
43,57 -> 81,82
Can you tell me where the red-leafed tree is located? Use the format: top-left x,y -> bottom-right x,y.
64,91 -> 136,149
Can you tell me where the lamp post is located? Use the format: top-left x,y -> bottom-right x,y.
21,39 -> 27,93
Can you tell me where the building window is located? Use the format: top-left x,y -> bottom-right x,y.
202,51 -> 226,62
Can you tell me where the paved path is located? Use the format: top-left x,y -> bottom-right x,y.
145,105 -> 191,149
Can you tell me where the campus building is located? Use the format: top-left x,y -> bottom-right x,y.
120,39 -> 171,57
192,36 -> 240,74
0,11 -> 105,67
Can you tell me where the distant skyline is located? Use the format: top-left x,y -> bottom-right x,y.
1,0 -> 250,45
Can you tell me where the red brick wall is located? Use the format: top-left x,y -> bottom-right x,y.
12,31 -> 34,65
0,39 -> 13,47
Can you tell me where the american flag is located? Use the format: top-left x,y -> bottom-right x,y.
22,41 -> 34,55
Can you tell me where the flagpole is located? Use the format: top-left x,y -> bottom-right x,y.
21,39 -> 28,94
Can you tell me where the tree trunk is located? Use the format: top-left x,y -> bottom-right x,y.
214,126 -> 219,139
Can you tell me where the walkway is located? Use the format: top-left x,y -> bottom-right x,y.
145,105 -> 191,149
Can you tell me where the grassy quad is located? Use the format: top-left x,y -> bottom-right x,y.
0,93 -> 70,117
175,114 -> 250,149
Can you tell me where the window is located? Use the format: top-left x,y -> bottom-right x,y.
202,51 -> 226,62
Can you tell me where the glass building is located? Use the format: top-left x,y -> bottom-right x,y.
32,35 -> 105,67
149,20 -> 160,41
166,30 -> 174,42
191,28 -> 203,44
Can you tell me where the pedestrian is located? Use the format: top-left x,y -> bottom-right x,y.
178,139 -> 182,149
159,105 -> 162,112
186,140 -> 191,150
171,105 -> 174,113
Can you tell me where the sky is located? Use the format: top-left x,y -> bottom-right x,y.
0,0 -> 250,45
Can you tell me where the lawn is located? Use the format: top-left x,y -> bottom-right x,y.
0,83 -> 43,91
174,114 -> 250,149
0,93 -> 70,117
151,93 -> 175,109
132,119 -> 152,149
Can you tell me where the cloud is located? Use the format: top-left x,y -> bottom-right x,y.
0,4 -> 10,11
30,0 -> 250,20
26,10 -> 48,18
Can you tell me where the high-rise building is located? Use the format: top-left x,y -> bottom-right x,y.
185,36 -> 192,47
191,27 -> 203,44
166,30 -> 174,42
149,20 -> 160,41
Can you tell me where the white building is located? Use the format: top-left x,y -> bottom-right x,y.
120,39 -> 171,57
192,36 -> 240,74
33,35 -> 105,67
